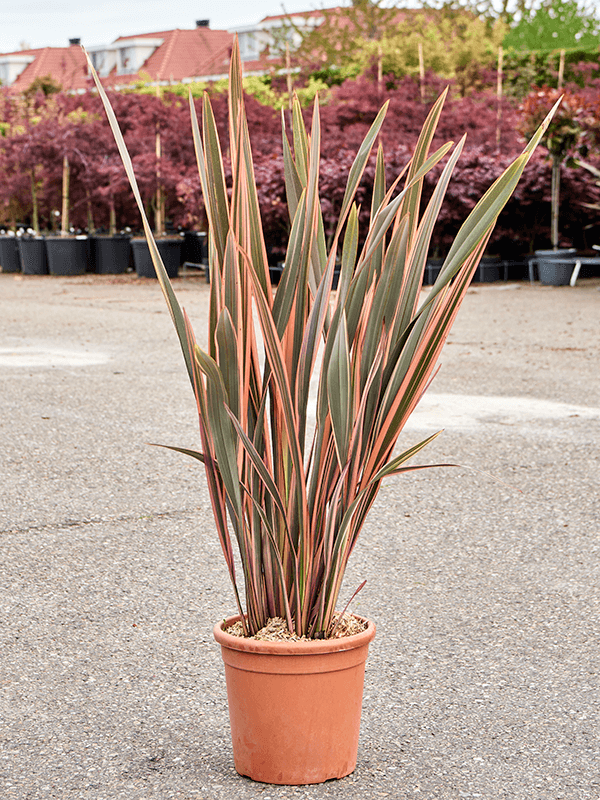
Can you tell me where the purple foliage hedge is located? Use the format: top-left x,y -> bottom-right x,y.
1,76 -> 600,256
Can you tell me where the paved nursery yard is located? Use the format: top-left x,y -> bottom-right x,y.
1,272 -> 599,799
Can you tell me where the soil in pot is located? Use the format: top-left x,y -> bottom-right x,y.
0,236 -> 21,273
131,238 -> 182,279
214,614 -> 376,785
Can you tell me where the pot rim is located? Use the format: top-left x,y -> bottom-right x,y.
214,613 -> 376,655
534,248 -> 577,255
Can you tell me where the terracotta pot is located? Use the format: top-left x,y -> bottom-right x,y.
213,614 -> 376,785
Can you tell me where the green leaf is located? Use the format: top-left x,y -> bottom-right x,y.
215,308 -> 240,418
327,312 -> 351,467
199,93 -> 229,265
369,431 -> 443,483
334,101 -> 389,239
84,49 -> 196,388
282,111 -> 304,220
402,87 -> 448,243
193,347 -> 243,518
149,443 -> 206,464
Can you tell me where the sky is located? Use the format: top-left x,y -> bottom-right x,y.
1,0 -> 345,53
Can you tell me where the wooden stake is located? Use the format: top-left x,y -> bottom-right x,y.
155,129 -> 163,236
496,46 -> 503,150
286,43 -> 293,111
418,41 -> 425,103
557,49 -> 565,91
31,169 -> 39,233
155,84 -> 164,236
61,155 -> 69,236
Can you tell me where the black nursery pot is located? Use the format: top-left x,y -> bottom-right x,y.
18,237 -> 48,275
0,236 -> 21,273
182,231 -> 208,265
474,256 -> 502,283
90,235 -> 131,274
424,258 -> 444,285
269,263 -> 283,285
45,236 -> 90,276
131,238 -> 182,279
534,249 -> 577,286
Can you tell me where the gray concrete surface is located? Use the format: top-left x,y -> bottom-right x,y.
1,272 -> 599,799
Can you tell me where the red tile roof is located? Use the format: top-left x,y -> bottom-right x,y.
260,8 -> 335,22
106,27 -> 233,84
6,45 -> 89,92
0,27 -> 234,92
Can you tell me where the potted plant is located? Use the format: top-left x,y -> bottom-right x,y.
87,44 -> 556,785
0,232 -> 21,273
130,235 -> 182,278
43,119 -> 90,276
521,87 -> 582,285
18,234 -> 48,275
86,131 -> 133,275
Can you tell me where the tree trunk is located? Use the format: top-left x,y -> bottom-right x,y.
86,191 -> 95,234
31,169 -> 39,233
551,154 -> 561,249
109,197 -> 116,236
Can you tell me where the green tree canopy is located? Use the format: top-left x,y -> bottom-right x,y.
503,0 -> 600,50
293,1 -> 506,90
380,8 -> 506,86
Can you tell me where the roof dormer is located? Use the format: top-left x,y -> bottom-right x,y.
0,54 -> 36,86
87,37 -> 163,77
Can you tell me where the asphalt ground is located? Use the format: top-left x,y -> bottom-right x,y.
1,272 -> 599,800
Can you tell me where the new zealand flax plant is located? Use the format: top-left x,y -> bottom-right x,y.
86,43 -> 557,640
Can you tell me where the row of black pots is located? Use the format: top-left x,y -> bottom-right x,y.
4,237 -> 593,286
0,235 -> 126,276
247,257 -> 507,289
424,256 -> 508,285
0,233 -> 208,278
269,262 -> 341,289
0,236 -> 49,275
425,252 -> 600,286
